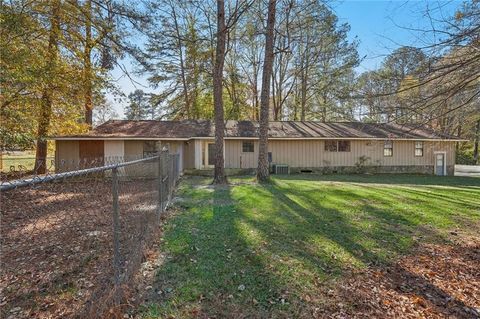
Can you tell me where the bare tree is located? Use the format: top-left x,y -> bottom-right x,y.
213,0 -> 228,184
237,8 -> 263,120
271,0 -> 295,121
355,2 -> 479,134
93,99 -> 119,125
257,0 -> 276,182
171,2 -> 192,118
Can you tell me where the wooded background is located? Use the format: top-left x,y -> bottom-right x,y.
1,0 -> 479,170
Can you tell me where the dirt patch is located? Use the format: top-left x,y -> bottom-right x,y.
315,236 -> 480,318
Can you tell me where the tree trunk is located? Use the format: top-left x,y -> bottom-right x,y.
321,91 -> 327,122
172,6 -> 190,119
474,119 -> 480,164
257,0 -> 276,182
34,0 -> 61,174
456,125 -> 461,152
84,0 -> 93,126
300,66 -> 307,121
253,73 -> 259,120
253,59 -> 259,120
212,0 -> 227,184
271,72 -> 278,120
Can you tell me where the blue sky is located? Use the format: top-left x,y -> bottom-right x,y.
333,0 -> 461,71
107,0 -> 463,116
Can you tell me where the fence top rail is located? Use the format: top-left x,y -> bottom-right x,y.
0,155 -> 160,192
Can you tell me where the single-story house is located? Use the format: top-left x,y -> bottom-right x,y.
52,120 -> 464,176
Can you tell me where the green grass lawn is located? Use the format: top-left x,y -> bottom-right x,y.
141,174 -> 480,318
1,151 -> 54,173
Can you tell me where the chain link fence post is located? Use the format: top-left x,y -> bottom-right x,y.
168,155 -> 171,198
111,166 -> 122,306
157,155 -> 163,219
177,154 -> 180,182
174,154 -> 178,185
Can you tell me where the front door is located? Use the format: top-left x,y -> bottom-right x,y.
435,153 -> 445,176
207,143 -> 215,166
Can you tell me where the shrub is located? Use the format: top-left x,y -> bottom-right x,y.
456,143 -> 477,165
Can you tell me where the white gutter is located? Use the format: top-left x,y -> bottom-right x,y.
52,137 -> 189,141
51,136 -> 467,142
193,136 -> 467,142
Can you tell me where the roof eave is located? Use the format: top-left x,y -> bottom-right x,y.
50,136 -> 190,141
50,136 -> 467,142
196,136 -> 466,141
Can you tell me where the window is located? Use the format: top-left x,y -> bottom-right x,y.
415,141 -> 423,157
325,140 -> 337,152
242,141 -> 254,152
143,141 -> 160,158
338,140 -> 351,152
384,141 -> 393,157
325,140 -> 350,152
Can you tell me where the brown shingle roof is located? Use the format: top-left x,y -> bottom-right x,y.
55,120 -> 460,140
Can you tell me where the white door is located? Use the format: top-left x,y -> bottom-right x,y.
435,153 -> 445,176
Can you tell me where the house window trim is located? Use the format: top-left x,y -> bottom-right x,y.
415,141 -> 424,157
384,140 -> 393,157
338,140 -> 351,152
325,140 -> 337,152
325,140 -> 351,152
242,141 -> 254,153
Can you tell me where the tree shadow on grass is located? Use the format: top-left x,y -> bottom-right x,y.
144,184 -> 299,318
395,186 -> 480,210
257,180 -> 479,317
142,176 -> 479,318
252,182 -> 419,267
277,177 -> 479,234
278,173 -> 480,188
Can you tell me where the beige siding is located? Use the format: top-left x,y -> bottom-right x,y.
183,141 -> 195,169
123,140 -> 188,157
165,141 -> 183,171
124,140 -> 144,159
55,140 -> 79,172
224,139 -> 456,168
225,140 -> 259,168
124,140 -> 154,176
167,141 -> 181,153
104,140 -> 124,161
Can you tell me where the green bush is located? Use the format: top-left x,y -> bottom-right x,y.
456,142 -> 477,165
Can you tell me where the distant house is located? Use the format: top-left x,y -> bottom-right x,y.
52,120 -> 464,176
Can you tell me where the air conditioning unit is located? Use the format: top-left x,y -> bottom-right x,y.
274,164 -> 289,175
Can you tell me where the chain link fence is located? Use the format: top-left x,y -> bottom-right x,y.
0,151 -> 180,318
0,156 -> 55,178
